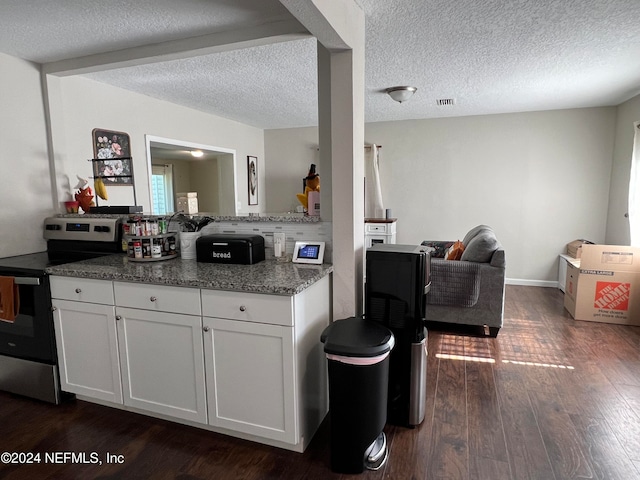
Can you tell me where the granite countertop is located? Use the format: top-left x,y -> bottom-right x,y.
46,255 -> 333,296
56,213 -> 321,223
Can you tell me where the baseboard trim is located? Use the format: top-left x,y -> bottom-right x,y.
506,278 -> 558,288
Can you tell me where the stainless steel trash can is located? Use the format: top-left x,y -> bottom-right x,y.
321,317 -> 395,474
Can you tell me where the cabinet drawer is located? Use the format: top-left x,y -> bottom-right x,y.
201,290 -> 293,326
114,282 -> 201,315
50,276 -> 114,305
365,223 -> 389,233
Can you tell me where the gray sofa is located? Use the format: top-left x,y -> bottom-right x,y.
421,225 -> 506,337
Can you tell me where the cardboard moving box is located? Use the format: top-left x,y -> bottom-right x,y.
566,239 -> 594,259
564,244 -> 640,325
563,260 -> 580,316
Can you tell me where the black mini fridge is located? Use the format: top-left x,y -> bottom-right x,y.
365,244 -> 431,427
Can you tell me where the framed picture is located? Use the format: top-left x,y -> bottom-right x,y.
92,128 -> 133,185
248,156 -> 258,205
92,157 -> 134,185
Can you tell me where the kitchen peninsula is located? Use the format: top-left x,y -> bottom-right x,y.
46,256 -> 333,453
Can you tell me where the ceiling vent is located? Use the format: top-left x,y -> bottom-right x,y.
436,98 -> 456,106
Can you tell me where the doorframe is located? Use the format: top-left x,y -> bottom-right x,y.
144,134 -> 238,215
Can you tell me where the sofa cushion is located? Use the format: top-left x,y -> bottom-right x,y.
460,229 -> 500,263
462,224 -> 493,247
426,259 -> 481,307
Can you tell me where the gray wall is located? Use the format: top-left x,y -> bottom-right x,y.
0,53 -> 53,257
265,107 -> 618,284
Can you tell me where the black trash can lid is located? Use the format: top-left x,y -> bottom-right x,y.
321,317 -> 395,357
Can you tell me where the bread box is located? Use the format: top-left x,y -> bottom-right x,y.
196,234 -> 265,264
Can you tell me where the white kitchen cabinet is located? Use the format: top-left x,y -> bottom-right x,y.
203,318 -> 297,443
50,270 -> 331,453
116,306 -> 207,424
201,288 -> 297,442
201,275 -> 330,451
203,317 -> 296,443
52,298 -> 122,404
52,277 -> 206,423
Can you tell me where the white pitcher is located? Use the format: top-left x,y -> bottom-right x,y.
179,231 -> 202,259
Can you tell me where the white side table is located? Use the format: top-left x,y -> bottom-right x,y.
558,253 -> 580,292
365,218 -> 397,248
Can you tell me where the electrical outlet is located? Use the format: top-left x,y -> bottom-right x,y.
273,233 -> 286,257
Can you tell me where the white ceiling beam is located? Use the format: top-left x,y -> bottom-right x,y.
278,0 -> 364,51
42,18 -> 311,76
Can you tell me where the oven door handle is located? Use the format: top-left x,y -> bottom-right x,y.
14,277 -> 41,286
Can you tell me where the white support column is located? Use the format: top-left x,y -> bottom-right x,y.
41,73 -> 70,212
317,45 -> 365,319
284,0 -> 365,319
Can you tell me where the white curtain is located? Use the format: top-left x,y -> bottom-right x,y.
629,122 -> 640,246
364,144 -> 385,218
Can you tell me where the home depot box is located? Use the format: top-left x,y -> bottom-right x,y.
566,244 -> 640,325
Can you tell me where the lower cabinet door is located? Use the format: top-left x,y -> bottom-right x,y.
52,299 -> 122,403
203,317 -> 297,444
116,307 -> 207,424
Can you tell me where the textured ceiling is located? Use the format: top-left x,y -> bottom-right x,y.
0,0 -> 639,129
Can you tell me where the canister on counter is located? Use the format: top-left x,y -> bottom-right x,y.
133,240 -> 143,259
152,238 -> 162,258
142,238 -> 152,258
158,217 -> 167,234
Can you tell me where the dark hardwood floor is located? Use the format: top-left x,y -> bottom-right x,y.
1,285 -> 640,479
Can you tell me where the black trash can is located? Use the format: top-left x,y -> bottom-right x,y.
321,317 -> 395,474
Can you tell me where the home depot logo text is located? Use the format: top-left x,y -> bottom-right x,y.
594,281 -> 630,311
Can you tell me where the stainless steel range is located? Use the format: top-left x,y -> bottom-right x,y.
0,216 -> 122,403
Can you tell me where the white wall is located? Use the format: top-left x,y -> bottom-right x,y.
0,53 -> 53,257
606,92 -> 640,245
265,127 -> 319,213
47,75 -> 264,214
265,107 -> 617,283
190,157 -> 219,213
